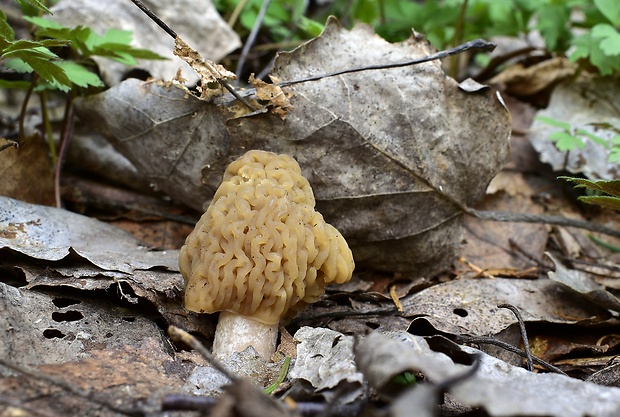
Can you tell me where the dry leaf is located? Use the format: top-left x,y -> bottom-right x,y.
0,136 -> 54,206
355,331 -> 620,417
0,196 -> 178,273
76,19 -> 510,273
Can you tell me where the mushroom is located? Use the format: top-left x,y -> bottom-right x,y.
179,150 -> 355,360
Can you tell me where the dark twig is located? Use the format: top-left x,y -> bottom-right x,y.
278,39 -> 496,87
236,0 -> 272,79
455,335 -> 567,376
498,303 -> 534,372
54,94 -> 74,208
0,358 -> 144,416
467,208 -> 620,239
130,0 -> 176,38
129,0 -> 257,111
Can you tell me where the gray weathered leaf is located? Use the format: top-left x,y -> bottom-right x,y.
547,252 -> 620,312
76,19 -> 510,273
399,277 -> 611,336
0,281 -> 162,365
290,326 -> 364,403
355,331 -> 620,417
0,196 -> 178,273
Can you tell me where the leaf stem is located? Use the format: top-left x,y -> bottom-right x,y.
54,93 -> 74,208
39,90 -> 57,165
19,74 -> 37,142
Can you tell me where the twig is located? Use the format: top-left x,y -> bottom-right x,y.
277,39 -> 496,87
498,303 -> 534,372
128,0 -> 257,111
0,358 -> 145,416
466,208 -> 620,239
455,335 -> 567,375
236,0 -> 272,79
54,94 -> 74,208
18,74 -> 37,142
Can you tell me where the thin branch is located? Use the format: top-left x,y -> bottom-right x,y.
498,303 -> 534,372
455,335 -> 567,375
236,0 -> 272,79
19,74 -> 37,142
55,94 -> 74,208
278,39 -> 496,87
466,208 -> 620,239
129,0 -> 176,38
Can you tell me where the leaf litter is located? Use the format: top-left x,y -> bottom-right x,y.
3,7 -> 620,417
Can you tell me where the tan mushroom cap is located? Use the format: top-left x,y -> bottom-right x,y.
179,150 -> 355,325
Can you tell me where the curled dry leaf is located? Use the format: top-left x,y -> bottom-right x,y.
76,18 -> 510,273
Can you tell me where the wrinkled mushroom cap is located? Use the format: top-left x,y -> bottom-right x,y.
179,150 -> 355,325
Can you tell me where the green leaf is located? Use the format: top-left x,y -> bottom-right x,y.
4,57 -> 33,73
549,131 -> 584,151
57,61 -> 104,88
592,23 -> 620,55
16,0 -> 52,14
536,3 -> 571,52
579,195 -> 620,211
23,16 -> 65,30
575,128 -> 609,147
609,146 -> 620,163
561,177 -> 620,198
594,0 -> 620,26
297,16 -> 324,37
2,46 -> 59,62
0,79 -> 32,89
535,115 -> 572,130
0,10 -> 15,42
6,56 -> 71,91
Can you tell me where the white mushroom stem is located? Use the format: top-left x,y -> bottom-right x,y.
212,311 -> 278,360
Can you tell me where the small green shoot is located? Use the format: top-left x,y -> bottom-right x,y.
536,116 -> 620,162
391,370 -> 417,386
263,356 -> 291,395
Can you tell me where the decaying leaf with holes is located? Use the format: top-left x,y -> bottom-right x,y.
76,18 -> 510,274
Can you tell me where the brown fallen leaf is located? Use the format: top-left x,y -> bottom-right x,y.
0,136 -> 54,206
76,19 -> 511,274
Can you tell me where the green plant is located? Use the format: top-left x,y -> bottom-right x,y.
562,176 -> 620,210
569,0 -> 620,75
0,0 -> 165,206
535,116 -> 620,163
1,0 -> 164,145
